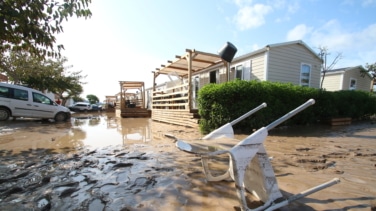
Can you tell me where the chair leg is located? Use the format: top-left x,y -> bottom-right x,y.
201,155 -> 232,181
230,146 -> 260,211
243,146 -> 284,203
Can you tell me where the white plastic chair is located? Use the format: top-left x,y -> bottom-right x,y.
171,99 -> 340,211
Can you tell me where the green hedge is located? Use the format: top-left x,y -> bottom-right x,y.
198,80 -> 376,134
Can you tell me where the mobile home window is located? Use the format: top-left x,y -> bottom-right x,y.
209,70 -> 217,83
194,76 -> 199,98
349,78 -> 357,90
300,64 -> 311,87
235,65 -> 243,80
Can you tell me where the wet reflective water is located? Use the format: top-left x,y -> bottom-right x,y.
0,112 -> 202,154
1,111 -> 373,154
0,112 -> 375,211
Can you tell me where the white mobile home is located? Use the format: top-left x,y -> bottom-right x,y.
321,66 -> 373,92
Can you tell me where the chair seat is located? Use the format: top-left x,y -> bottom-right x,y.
176,127 -> 285,210
172,99 -> 340,211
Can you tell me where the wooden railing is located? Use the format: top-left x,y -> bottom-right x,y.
152,84 -> 189,110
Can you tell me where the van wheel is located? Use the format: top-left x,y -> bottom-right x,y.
0,108 -> 10,121
54,112 -> 67,122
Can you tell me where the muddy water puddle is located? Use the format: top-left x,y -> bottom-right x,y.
0,112 -> 201,154
0,112 -> 375,210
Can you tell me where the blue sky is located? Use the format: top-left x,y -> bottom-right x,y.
56,0 -> 376,101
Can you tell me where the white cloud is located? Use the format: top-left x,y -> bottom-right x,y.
310,20 -> 376,53
310,20 -> 354,52
234,4 -> 273,30
287,1 -> 300,13
233,0 -> 254,7
362,0 -> 376,6
286,24 -> 313,41
252,43 -> 260,51
302,19 -> 376,67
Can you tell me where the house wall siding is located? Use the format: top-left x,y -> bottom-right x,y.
343,68 -> 372,91
323,67 -> 373,92
322,73 -> 342,91
199,72 -> 209,88
219,67 -> 228,83
197,66 -> 228,89
195,42 -> 323,89
267,44 -> 322,88
227,52 -> 265,81
250,53 -> 265,81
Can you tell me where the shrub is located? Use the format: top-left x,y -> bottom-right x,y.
198,80 -> 376,134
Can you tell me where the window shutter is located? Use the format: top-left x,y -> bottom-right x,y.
243,60 -> 251,80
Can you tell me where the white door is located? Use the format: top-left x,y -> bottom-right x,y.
31,92 -> 57,118
9,88 -> 35,118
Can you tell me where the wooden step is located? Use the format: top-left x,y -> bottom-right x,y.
121,108 -> 151,118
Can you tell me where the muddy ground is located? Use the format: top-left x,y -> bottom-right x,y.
0,112 -> 375,211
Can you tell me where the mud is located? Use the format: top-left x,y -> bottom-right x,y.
0,112 -> 375,211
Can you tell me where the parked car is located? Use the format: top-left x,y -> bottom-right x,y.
0,82 -> 71,121
68,102 -> 92,112
91,104 -> 103,111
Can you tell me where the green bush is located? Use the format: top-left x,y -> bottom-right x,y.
198,80 -> 376,134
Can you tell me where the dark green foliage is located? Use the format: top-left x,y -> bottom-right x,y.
198,80 -> 376,134
0,0 -> 92,58
86,94 -> 99,104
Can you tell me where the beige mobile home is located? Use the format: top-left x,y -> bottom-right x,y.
321,66 -> 373,92
150,40 -> 323,127
197,40 -> 323,89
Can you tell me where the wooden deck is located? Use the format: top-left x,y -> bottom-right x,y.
152,109 -> 199,127
149,48 -> 230,128
151,83 -> 200,127
121,108 -> 151,118
328,117 -> 352,126
119,81 -> 150,118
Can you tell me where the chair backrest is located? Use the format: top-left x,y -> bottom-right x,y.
233,127 -> 268,148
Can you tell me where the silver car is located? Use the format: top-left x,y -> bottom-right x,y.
68,102 -> 92,112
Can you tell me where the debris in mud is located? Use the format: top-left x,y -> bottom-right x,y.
296,147 -> 314,151
0,146 -> 180,210
295,158 -> 327,163
323,152 -> 349,158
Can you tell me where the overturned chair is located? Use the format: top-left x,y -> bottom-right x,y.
166,99 -> 340,211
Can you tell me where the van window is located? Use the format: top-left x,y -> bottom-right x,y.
14,89 -> 29,101
0,86 -> 10,98
32,92 -> 53,105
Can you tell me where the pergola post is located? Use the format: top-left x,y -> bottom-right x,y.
225,61 -> 230,82
187,51 -> 192,110
152,71 -> 156,92
119,81 -> 123,109
141,84 -> 145,108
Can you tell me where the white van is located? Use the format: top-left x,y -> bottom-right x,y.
0,82 -> 71,122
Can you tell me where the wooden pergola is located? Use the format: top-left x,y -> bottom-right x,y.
105,95 -> 117,111
119,81 -> 150,117
151,49 -> 229,127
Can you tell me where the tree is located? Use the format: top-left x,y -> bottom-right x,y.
365,62 -> 376,92
0,0 -> 92,58
0,50 -> 42,84
0,49 -> 86,105
86,94 -> 99,104
318,46 -> 342,89
72,96 -> 85,103
52,70 -> 86,106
